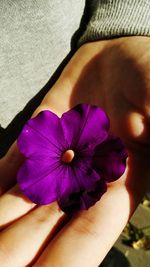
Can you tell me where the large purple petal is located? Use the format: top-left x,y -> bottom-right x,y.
58,164 -> 79,196
60,104 -> 109,150
17,157 -> 63,204
57,159 -> 100,198
80,179 -> 107,209
17,122 -> 61,159
59,179 -> 107,214
93,136 -> 128,182
72,158 -> 101,190
18,111 -> 67,158
57,159 -> 101,213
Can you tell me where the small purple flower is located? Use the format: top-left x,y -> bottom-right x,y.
17,104 -> 127,214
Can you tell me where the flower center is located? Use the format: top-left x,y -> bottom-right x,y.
62,149 -> 75,163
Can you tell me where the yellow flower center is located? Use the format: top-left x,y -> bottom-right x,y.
62,149 -> 75,163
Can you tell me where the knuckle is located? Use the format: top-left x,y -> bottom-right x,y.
71,214 -> 99,238
32,203 -> 64,224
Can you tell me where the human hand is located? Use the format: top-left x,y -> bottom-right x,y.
0,36 -> 150,267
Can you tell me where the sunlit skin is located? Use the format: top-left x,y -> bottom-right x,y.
0,36 -> 150,267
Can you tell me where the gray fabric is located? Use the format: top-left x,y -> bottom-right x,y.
78,0 -> 150,46
0,0 -> 84,127
1,0 -> 150,128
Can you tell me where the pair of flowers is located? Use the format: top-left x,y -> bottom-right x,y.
17,104 -> 127,214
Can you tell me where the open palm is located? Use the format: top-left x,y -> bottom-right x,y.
0,36 -> 150,267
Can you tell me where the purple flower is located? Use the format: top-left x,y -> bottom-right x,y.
17,104 -> 127,214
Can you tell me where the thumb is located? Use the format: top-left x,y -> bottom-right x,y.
0,142 -> 24,195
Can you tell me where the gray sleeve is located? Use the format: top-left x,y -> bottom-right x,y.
77,0 -> 150,47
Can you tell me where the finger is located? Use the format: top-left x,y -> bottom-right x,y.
34,166 -> 144,267
0,202 -> 67,267
0,184 -> 36,230
0,142 -> 24,195
0,101 -> 68,229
